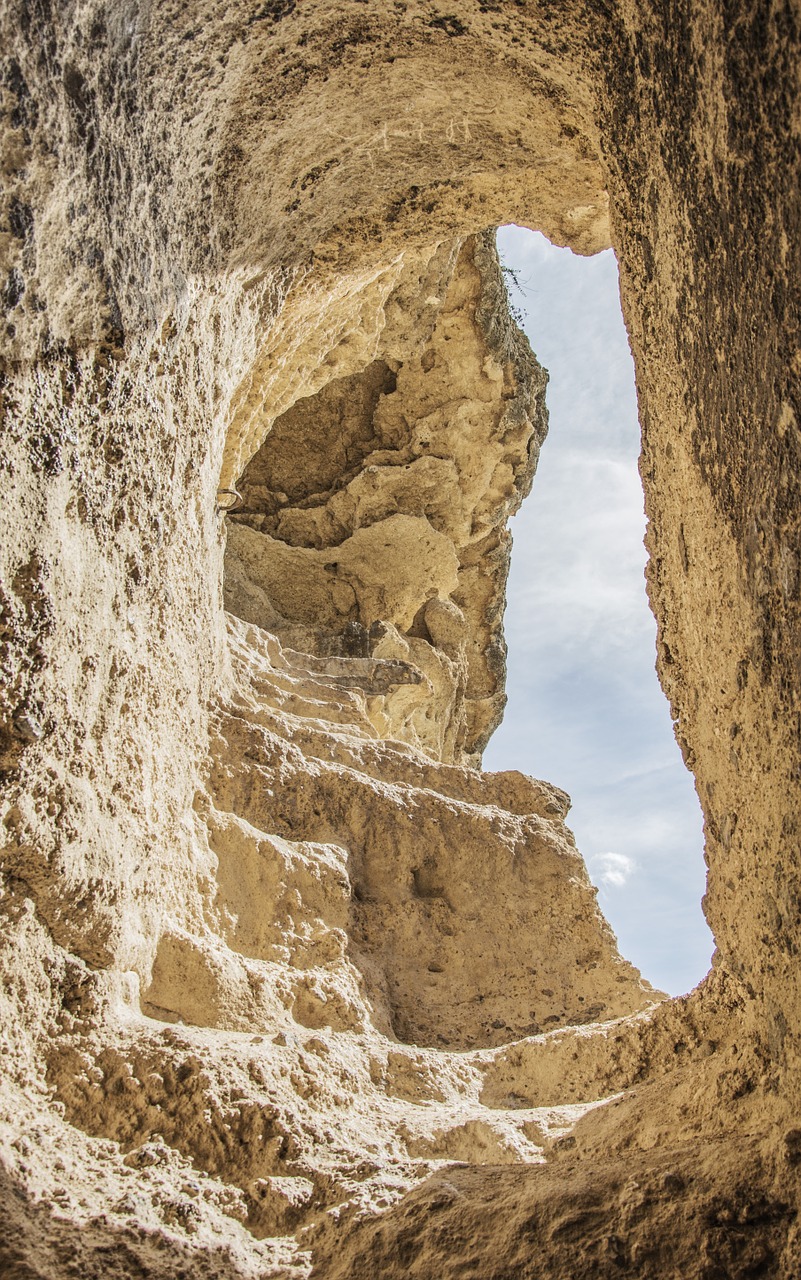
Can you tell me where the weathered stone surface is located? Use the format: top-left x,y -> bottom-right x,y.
225,233 -> 547,763
1,0 -> 800,1276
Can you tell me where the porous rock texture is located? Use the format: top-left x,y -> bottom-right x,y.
1,2 -> 800,1278
224,232 -> 548,765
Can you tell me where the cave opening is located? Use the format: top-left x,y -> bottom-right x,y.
484,224 -> 713,997
219,230 -> 670,1048
220,222 -> 713,1011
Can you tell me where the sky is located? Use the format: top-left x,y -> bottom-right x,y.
483,224 -> 713,997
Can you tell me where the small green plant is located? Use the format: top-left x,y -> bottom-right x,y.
501,263 -> 528,328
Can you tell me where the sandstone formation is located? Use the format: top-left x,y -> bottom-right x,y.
1,1 -> 800,1277
225,233 -> 548,765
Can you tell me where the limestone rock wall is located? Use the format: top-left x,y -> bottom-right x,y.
603,0 -> 801,1042
1,0 -> 800,1277
225,233 -> 547,764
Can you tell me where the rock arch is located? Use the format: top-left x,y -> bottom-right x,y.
1,1 -> 799,1276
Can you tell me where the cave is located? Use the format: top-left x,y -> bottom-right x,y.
1,2 -> 800,1277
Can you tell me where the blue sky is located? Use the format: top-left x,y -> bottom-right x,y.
483,225 -> 713,997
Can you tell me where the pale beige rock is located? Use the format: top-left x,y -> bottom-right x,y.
1,1 -> 800,1277
225,233 -> 546,763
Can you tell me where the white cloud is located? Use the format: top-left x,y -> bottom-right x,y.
589,851 -> 637,889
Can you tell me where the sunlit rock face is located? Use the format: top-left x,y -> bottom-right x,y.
225,234 -> 548,765
1,1 -> 800,1277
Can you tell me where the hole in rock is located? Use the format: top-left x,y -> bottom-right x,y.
219,227 -> 709,1048
484,225 -> 714,997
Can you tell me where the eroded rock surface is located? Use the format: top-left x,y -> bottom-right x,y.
3,606 -> 659,1278
225,233 -> 546,764
1,0 -> 800,1277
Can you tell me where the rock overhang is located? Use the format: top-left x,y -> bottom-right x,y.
1,0 -> 800,1275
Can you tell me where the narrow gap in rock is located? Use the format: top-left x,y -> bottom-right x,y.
484,224 -> 713,996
